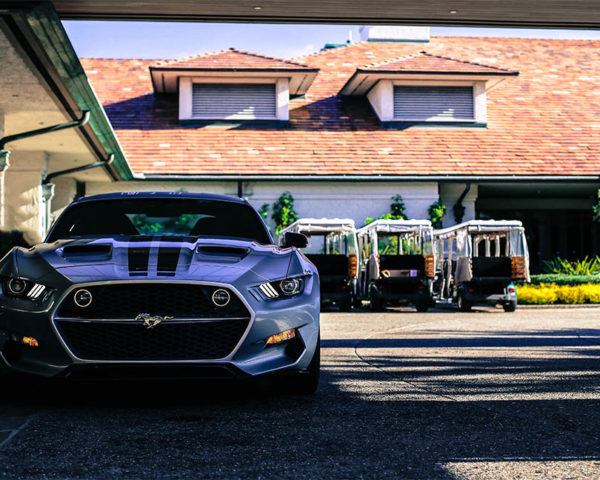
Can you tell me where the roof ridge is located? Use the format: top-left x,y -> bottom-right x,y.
227,48 -> 313,68
360,50 -> 422,69
417,50 -> 515,72
153,47 -> 313,68
360,50 -> 515,72
152,48 -> 231,67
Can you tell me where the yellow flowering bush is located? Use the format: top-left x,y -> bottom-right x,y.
517,283 -> 600,304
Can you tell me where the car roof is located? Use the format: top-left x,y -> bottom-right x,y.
73,191 -> 248,205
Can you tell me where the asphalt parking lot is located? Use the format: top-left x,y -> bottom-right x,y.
1,306 -> 600,479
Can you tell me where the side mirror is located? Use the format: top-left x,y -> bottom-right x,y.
279,232 -> 308,249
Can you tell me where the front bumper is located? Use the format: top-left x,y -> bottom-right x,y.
464,293 -> 516,305
0,281 -> 319,379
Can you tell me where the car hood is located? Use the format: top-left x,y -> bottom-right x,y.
15,236 -> 301,286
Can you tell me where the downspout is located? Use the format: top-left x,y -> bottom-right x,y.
43,154 -> 114,184
0,111 -> 89,229
453,183 -> 471,224
0,111 -> 90,151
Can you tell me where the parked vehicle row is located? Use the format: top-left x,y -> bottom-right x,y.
281,218 -> 530,312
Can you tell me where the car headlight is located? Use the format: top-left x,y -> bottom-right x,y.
1,277 -> 48,300
258,276 -> 305,300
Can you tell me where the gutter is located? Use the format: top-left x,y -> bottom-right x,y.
134,174 -> 600,183
1,3 -> 133,181
43,154 -> 114,184
0,111 -> 89,150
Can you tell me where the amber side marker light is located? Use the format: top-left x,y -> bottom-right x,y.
22,336 -> 39,348
266,328 -> 296,346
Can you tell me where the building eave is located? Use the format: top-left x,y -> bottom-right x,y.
2,3 -> 133,181
134,174 -> 600,183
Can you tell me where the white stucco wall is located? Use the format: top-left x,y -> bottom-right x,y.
86,180 -> 439,233
50,176 -> 77,224
439,183 -> 478,228
3,151 -> 46,243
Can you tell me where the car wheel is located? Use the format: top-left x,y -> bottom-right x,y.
503,300 -> 517,312
370,290 -> 385,312
339,297 -> 352,312
457,293 -> 472,312
284,337 -> 320,395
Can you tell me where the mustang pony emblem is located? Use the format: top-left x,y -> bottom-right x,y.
135,313 -> 172,329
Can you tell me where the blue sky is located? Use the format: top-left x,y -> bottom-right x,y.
63,22 -> 600,60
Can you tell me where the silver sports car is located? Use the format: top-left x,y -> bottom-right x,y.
0,192 -> 320,393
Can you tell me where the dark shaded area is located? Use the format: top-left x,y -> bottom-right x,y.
103,94 -> 382,132
0,231 -> 30,258
1,324 -> 600,479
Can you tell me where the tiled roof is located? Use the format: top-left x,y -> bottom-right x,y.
359,51 -> 517,74
151,48 -> 315,70
81,37 -> 600,177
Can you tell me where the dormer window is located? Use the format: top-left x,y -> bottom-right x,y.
191,83 -> 276,120
393,85 -> 474,122
149,48 -> 318,124
340,51 -> 518,127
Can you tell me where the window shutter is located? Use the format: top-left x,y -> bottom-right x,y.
192,83 -> 276,120
393,86 -> 474,121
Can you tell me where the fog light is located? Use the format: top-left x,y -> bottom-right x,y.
266,328 -> 296,346
74,289 -> 92,308
212,289 -> 231,307
21,336 -> 39,348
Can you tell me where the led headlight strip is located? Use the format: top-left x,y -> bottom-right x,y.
259,282 -> 279,299
27,283 -> 46,299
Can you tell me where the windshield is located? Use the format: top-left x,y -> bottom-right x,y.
377,231 -> 428,255
303,231 -> 357,255
47,198 -> 271,244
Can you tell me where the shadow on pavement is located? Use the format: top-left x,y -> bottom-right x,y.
1,328 -> 599,479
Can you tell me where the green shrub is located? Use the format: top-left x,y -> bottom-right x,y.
427,200 -> 446,229
271,192 -> 298,236
526,274 -> 600,286
517,283 -> 600,304
543,256 -> 600,275
365,194 -> 407,225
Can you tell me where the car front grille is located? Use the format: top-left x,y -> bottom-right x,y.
56,283 -> 250,320
55,319 -> 250,361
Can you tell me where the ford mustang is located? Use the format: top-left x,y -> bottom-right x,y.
0,192 -> 320,394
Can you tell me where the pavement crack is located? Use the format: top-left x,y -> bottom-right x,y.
0,415 -> 36,451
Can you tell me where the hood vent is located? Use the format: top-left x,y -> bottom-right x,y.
197,246 -> 249,262
62,244 -> 112,257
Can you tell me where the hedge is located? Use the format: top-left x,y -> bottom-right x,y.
526,274 -> 600,286
517,283 -> 600,305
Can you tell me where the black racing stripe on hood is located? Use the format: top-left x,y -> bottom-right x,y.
128,238 -> 152,275
157,238 -> 181,276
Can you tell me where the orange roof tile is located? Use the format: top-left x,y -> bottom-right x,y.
81,37 -> 600,177
360,51 -> 517,74
151,48 -> 315,70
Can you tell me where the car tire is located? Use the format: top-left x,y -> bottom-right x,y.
457,293 -> 472,312
339,297 -> 352,312
370,290 -> 385,312
503,300 -> 517,312
284,337 -> 320,395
